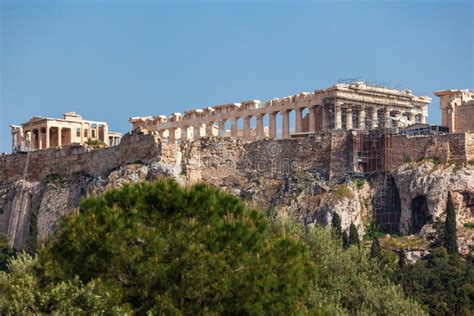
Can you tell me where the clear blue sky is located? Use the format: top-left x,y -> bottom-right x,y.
1,0 -> 473,153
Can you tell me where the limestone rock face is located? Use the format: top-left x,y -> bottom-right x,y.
393,161 -> 474,234
393,161 -> 474,254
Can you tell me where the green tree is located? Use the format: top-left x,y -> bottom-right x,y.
289,223 -> 425,315
444,191 -> 458,255
348,223 -> 360,247
0,252 -> 126,314
0,234 -> 16,271
342,231 -> 349,249
331,212 -> 342,237
398,248 -> 406,271
370,236 -> 382,260
38,179 -> 316,314
402,248 -> 472,315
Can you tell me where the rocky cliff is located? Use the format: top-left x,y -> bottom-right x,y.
1,133 -> 473,253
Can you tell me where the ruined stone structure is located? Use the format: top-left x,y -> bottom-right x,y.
435,89 -> 474,133
2,83 -> 474,252
10,112 -> 122,153
129,82 -> 430,142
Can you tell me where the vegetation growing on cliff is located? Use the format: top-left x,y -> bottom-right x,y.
0,179 -> 426,315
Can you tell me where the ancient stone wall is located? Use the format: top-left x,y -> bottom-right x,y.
455,106 -> 474,133
239,133 -> 335,181
466,132 -> 474,162
0,133 -> 162,183
391,133 -> 468,168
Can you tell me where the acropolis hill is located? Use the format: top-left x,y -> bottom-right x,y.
1,82 -> 474,253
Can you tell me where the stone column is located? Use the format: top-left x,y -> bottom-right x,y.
384,109 -> 391,128
80,122 -> 84,143
334,103 -> 342,129
45,126 -> 50,148
371,107 -> 378,129
346,107 -> 353,130
193,125 -> 202,140
206,122 -> 214,137
359,107 -> 366,129
218,121 -> 226,137
38,128 -> 43,149
181,126 -> 188,141
442,108 -> 449,127
448,107 -> 455,132
269,112 -> 277,138
256,114 -> 264,140
295,108 -> 303,133
169,128 -> 176,143
321,105 -> 327,131
420,115 -> 426,124
243,116 -> 251,140
58,128 -> 62,147
309,106 -> 316,132
231,118 -> 238,138
282,110 -> 290,139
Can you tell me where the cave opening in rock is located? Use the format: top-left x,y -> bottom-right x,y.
410,195 -> 431,234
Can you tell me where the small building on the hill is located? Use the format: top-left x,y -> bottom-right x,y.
10,112 -> 121,153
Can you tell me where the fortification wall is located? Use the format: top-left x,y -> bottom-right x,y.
1,131 -> 471,188
391,133 -> 468,168
455,106 -> 474,133
239,133 -> 335,181
466,133 -> 474,162
0,133 -> 162,183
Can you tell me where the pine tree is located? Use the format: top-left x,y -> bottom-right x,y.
370,236 -> 382,260
398,248 -> 406,271
331,212 -> 342,237
348,223 -> 360,247
342,231 -> 349,250
444,191 -> 458,255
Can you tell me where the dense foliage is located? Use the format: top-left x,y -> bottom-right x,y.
0,179 -> 426,315
402,248 -> 474,315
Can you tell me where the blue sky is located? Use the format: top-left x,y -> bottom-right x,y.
1,0 -> 473,153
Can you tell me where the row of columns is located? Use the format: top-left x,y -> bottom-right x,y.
22,126 -> 68,150
158,103 -> 426,144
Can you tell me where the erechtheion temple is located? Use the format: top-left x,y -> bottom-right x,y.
435,89 -> 474,133
10,112 -> 121,152
129,82 -> 431,143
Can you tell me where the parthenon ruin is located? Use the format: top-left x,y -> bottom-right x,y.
129,82 -> 431,142
11,112 -> 122,152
